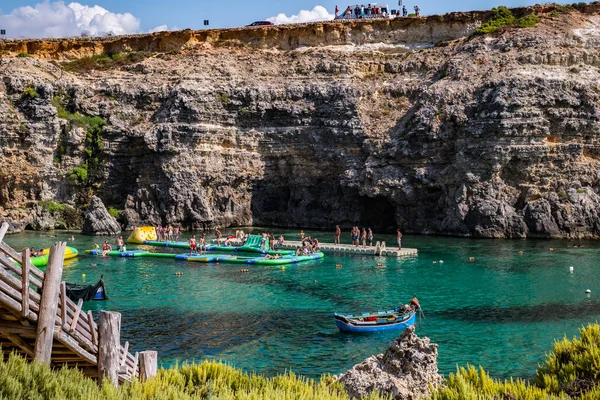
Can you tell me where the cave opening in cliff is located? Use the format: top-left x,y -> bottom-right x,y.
359,196 -> 397,233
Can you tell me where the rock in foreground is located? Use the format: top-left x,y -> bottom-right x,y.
81,196 -> 121,235
337,326 -> 442,400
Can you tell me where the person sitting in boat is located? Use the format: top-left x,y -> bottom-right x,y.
410,297 -> 420,310
29,247 -> 35,256
101,241 -> 112,257
37,248 -> 45,257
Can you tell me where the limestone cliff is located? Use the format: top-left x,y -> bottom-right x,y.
2,4 -> 600,238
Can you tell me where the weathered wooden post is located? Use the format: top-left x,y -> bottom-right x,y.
139,350 -> 158,381
98,310 -> 121,386
33,242 -> 66,364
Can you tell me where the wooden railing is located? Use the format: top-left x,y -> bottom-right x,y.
0,222 -> 156,385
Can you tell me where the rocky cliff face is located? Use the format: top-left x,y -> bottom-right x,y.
2,4 -> 600,238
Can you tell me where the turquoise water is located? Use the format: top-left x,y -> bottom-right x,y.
5,230 -> 600,380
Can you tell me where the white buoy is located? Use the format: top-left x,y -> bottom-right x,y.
570,266 -> 574,273
439,260 -> 444,264
586,289 -> 591,294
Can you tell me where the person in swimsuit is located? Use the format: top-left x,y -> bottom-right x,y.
215,228 -> 222,246
361,228 -> 367,248
117,236 -> 124,252
189,235 -> 197,255
101,241 -> 112,257
367,227 -> 373,246
167,225 -> 174,242
334,225 -> 341,244
174,227 -> 180,242
352,226 -> 359,247
261,232 -> 267,250
397,228 -> 403,250
224,237 -> 231,247
199,235 -> 206,255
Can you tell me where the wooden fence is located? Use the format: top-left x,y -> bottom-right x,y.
0,222 -> 157,385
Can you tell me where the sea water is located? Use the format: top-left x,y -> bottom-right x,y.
5,230 -> 599,380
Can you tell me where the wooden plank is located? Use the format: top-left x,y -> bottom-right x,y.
120,342 -> 129,367
69,298 -> 84,333
60,282 -> 66,327
0,265 -> 41,304
88,311 -> 97,346
0,288 -> 24,318
21,249 -> 29,318
2,332 -> 34,357
0,255 -> 44,289
0,242 -> 45,281
98,311 -> 121,386
33,242 -> 66,364
53,326 -> 97,365
0,321 -> 37,336
133,352 -> 139,377
139,351 -> 158,381
0,223 -> 9,244
61,324 -> 97,354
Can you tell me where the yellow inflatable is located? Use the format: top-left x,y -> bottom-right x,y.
127,226 -> 157,244
41,246 -> 78,260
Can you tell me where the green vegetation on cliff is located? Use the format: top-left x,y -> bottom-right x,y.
51,96 -> 106,184
3,324 -> 600,399
63,52 -> 150,73
474,6 -> 541,35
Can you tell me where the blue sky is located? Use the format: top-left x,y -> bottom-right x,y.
0,0 -> 549,35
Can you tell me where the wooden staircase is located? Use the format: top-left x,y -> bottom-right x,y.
0,222 -> 156,385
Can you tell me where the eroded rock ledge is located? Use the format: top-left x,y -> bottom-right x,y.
336,326 -> 442,399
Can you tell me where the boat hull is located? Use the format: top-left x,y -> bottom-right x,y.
335,311 -> 416,333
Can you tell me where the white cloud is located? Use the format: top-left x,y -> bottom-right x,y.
149,24 -> 180,33
0,1 -> 140,38
267,5 -> 334,25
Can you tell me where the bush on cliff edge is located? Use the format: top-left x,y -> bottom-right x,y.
474,6 -> 541,35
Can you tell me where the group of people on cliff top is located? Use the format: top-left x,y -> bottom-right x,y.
335,3 -> 420,19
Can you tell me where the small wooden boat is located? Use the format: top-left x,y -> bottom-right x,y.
65,277 -> 107,301
334,298 -> 420,333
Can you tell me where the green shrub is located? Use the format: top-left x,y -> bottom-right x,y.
21,86 -> 39,99
474,6 -> 541,35
516,14 -> 541,28
37,200 -> 65,213
217,93 -> 231,104
16,52 -> 31,58
69,166 -> 88,183
108,207 -> 121,218
535,323 -> 600,397
0,353 -> 366,400
63,52 -> 150,73
431,366 -> 565,400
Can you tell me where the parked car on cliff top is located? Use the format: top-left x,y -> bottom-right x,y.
247,21 -> 274,26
